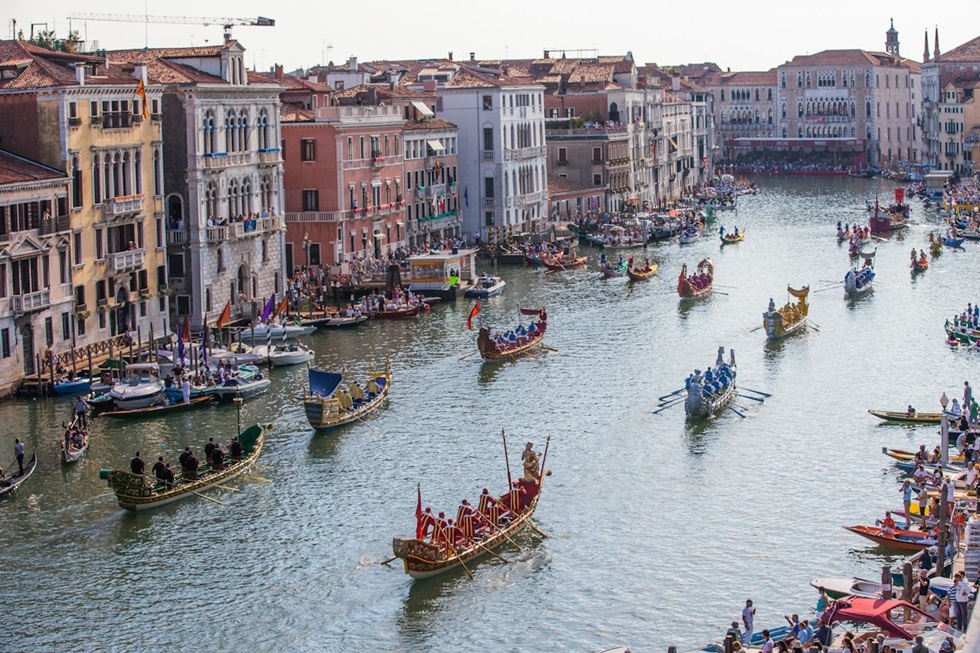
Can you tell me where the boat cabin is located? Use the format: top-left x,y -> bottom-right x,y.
408,249 -> 478,301
924,171 -> 953,199
122,362 -> 160,382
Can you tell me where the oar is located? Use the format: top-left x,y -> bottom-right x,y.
819,279 -> 840,284
658,388 -> 686,401
458,349 -> 481,361
473,509 -> 523,551
652,400 -> 684,415
245,474 -> 272,483
713,284 -> 738,289
191,490 -> 224,505
541,345 -> 559,352
737,393 -> 766,403
380,556 -> 398,566
711,290 -> 730,296
527,519 -> 548,538
211,483 -> 241,492
808,320 -> 821,332
453,548 -> 475,580
729,405 -> 747,418
739,387 -> 772,397
474,542 -> 510,563
748,325 -> 764,333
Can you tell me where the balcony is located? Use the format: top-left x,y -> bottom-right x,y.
418,210 -> 457,224
11,289 -> 51,313
284,211 -> 346,223
108,249 -> 145,274
342,154 -> 403,171
102,195 -> 144,219
482,198 -> 496,208
37,215 -> 71,236
504,146 -> 545,161
167,229 -> 187,246
202,152 -> 255,169
481,150 -> 495,162
206,227 -> 228,243
426,183 -> 446,198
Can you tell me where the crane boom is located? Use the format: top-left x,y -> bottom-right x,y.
68,13 -> 275,29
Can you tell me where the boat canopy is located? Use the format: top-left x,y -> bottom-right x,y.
309,369 -> 343,398
820,597 -> 936,640
124,362 -> 160,373
787,286 -> 810,298
519,307 -> 546,317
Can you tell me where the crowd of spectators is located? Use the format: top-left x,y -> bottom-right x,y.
720,152 -> 861,173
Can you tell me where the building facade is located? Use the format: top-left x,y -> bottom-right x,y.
921,32 -> 980,175
108,42 -> 286,329
705,71 -> 778,158
0,151 -> 73,393
0,40 -> 170,357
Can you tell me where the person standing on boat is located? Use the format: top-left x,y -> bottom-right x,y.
181,377 -> 191,405
152,456 -> 167,481
954,572 -> 972,630
130,451 -> 145,475
205,438 -> 216,462
965,381 -> 973,407
901,481 -> 914,529
741,599 -> 755,644
73,396 -> 87,429
13,438 -> 24,476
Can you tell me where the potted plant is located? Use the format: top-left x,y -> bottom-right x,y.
76,309 -> 91,320
140,290 -> 151,300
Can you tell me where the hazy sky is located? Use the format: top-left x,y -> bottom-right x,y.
3,0 -> 978,73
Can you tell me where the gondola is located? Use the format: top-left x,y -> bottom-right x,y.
99,423 -> 270,511
0,453 -> 37,498
304,362 -> 392,430
477,308 -> 547,361
720,230 -> 744,245
684,347 -> 737,418
100,395 -> 214,419
61,419 -> 89,464
391,434 -> 550,579
626,257 -> 658,281
541,256 -> 587,271
762,286 -> 809,340
867,410 -> 944,424
678,259 -> 713,299
370,305 -> 421,320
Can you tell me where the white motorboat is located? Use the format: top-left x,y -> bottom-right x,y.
245,345 -> 270,365
268,342 -> 314,366
211,375 -> 272,400
465,275 -> 507,298
109,363 -> 165,410
246,322 -> 317,340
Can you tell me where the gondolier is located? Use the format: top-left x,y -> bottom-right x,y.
14,438 -> 25,475
74,396 -> 87,429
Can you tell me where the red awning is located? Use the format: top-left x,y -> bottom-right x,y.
820,598 -> 936,640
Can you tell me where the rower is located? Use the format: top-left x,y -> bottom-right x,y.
349,382 -> 365,404
906,405 -> 917,418
418,507 -> 436,541
130,451 -> 145,475
365,377 -> 380,396
229,437 -> 243,461
152,456 -> 167,482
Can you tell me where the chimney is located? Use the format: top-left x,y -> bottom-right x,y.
448,51 -> 453,61
367,86 -> 377,106
134,63 -> 148,84
469,52 -> 475,61
348,56 -> 357,72
672,76 -> 680,91
74,63 -> 85,86
423,79 -> 437,92
543,50 -> 550,59
274,64 -> 284,79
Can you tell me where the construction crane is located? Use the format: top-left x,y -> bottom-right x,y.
68,13 -> 275,44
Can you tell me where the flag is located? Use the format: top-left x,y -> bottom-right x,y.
260,294 -> 275,323
216,301 -> 231,329
274,296 -> 288,319
134,78 -> 149,119
415,483 -> 424,539
466,301 -> 480,331
463,186 -> 469,208
181,314 -> 191,342
176,330 -> 185,365
201,321 -> 209,367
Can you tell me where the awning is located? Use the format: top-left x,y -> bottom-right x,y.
412,101 -> 434,117
426,139 -> 445,152
666,135 -> 678,148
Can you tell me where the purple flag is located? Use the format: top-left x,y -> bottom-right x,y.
177,330 -> 185,365
201,325 -> 208,367
260,294 -> 275,323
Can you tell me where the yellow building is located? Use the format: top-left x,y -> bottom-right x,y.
0,40 -> 169,358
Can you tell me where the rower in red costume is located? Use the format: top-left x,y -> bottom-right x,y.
456,499 -> 475,541
433,511 -> 449,548
417,507 -> 436,541
445,518 -> 462,549
478,488 -> 500,528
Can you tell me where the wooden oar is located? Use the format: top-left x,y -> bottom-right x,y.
748,325 -> 764,333
473,509 -> 522,551
211,483 -> 241,492
379,556 -> 398,566
453,547 -> 475,580
739,387 -> 772,397
527,519 -> 548,538
808,320 -> 822,331
458,349 -> 481,361
191,490 -> 224,505
711,290 -> 729,296
245,474 -> 272,483
737,393 -> 766,403
652,400 -> 684,415
814,285 -> 842,293
541,345 -> 559,352
474,542 -> 509,563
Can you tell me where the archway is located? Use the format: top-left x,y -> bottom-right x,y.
167,194 -> 184,225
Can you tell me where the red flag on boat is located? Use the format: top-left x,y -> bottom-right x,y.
215,301 -> 231,329
466,301 -> 480,330
181,313 -> 191,342
274,296 -> 289,319
414,483 -> 424,539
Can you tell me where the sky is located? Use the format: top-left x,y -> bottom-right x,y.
3,0 -> 979,74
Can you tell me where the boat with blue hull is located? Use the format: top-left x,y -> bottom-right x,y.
304,362 -> 391,430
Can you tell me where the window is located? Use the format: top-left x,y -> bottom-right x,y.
45,317 -> 53,347
73,231 -> 83,266
95,228 -> 104,260
61,312 -> 70,341
484,177 -> 494,198
0,328 -> 8,358
592,147 -> 601,163
301,138 -> 316,161
483,127 -> 494,151
309,243 -> 321,266
302,190 -> 319,211
216,248 -> 224,273
557,147 -> 568,164
176,295 -> 191,316
153,149 -> 162,196
484,211 -> 494,226
593,173 -> 602,185
334,81 -> 344,90
71,156 -> 82,209
482,95 -> 493,110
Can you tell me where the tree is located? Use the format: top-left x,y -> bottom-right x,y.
26,29 -> 82,53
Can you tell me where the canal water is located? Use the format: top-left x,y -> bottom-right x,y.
2,177 -> 978,653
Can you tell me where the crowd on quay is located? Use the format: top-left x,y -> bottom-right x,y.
721,152 -> 861,173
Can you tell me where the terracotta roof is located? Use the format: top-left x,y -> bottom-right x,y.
111,44 -> 233,59
935,35 -> 980,63
280,106 -> 314,122
333,82 -> 433,100
404,117 -> 458,131
705,70 -> 778,86
0,149 -> 67,185
547,174 -> 600,196
444,68 -> 500,88
0,40 -> 136,89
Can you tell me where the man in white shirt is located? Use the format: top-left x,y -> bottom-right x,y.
953,572 -> 972,630
742,599 -> 756,645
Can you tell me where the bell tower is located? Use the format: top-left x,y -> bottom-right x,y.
885,18 -> 900,56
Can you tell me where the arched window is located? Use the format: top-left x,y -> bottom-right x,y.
153,148 -> 162,196
71,155 -> 83,209
92,154 -> 102,205
237,264 -> 249,299
260,174 -> 273,210
257,109 -> 268,150
134,151 -> 142,195
227,178 -> 239,217
225,111 -> 236,153
206,181 -> 218,219
767,88 -> 772,101
203,109 -> 215,155
238,109 -> 249,151
242,177 -> 252,215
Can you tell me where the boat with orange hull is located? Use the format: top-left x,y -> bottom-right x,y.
678,259 -> 713,298
477,308 -> 547,361
844,524 -> 935,551
371,305 -> 421,320
541,255 -> 587,271
911,255 -> 929,273
391,434 -> 550,579
626,256 -> 658,281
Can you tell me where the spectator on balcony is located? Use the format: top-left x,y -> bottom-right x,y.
128,240 -> 137,251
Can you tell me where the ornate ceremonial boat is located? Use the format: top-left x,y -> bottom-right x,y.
303,362 -> 392,430
762,286 -> 809,340
678,259 -> 713,299
99,423 -> 270,511
626,257 -> 658,281
477,308 -> 547,361
541,255 -> 587,271
684,346 -> 737,418
844,250 -> 876,298
0,453 -> 37,498
391,434 -> 550,579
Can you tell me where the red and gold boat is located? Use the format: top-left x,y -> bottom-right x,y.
678,258 -> 713,298
541,255 -> 586,271
626,256 -> 658,281
477,308 -> 547,361
391,434 -> 550,579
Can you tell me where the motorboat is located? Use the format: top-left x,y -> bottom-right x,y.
246,321 -> 316,340
109,363 -> 165,410
211,375 -> 272,400
465,275 -> 507,298
268,342 -> 314,366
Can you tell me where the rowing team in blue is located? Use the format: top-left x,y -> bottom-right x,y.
686,362 -> 735,396
488,323 -> 539,349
